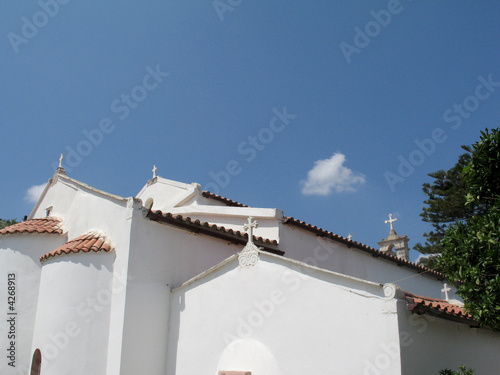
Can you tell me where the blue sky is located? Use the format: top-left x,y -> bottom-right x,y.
1,1 -> 500,262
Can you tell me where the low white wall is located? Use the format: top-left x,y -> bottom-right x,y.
168,254 -> 402,375
31,252 -> 115,374
398,302 -> 500,375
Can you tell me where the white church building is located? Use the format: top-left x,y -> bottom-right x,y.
1,165 -> 499,375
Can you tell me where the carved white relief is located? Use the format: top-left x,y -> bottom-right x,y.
238,243 -> 260,267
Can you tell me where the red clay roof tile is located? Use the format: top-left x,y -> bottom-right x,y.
146,210 -> 283,255
0,217 -> 63,235
405,291 -> 477,326
40,231 -> 113,262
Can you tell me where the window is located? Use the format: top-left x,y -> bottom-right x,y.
30,349 -> 41,375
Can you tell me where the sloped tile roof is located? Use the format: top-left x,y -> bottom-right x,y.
201,191 -> 248,207
40,231 -> 113,262
0,217 -> 63,235
405,291 -> 478,326
146,210 -> 283,255
283,216 -> 445,280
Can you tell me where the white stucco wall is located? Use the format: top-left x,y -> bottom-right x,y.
278,224 -> 456,300
0,234 -> 66,375
119,215 -> 246,375
397,302 -> 500,375
137,174 -> 451,300
168,254 -> 403,375
27,175 -> 135,375
31,251 -> 115,374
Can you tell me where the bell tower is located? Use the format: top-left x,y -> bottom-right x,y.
377,214 -> 410,261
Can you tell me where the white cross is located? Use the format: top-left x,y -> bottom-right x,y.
243,216 -> 258,244
385,213 -> 398,231
347,233 -> 353,241
441,283 -> 451,301
59,154 -> 64,168
152,165 -> 157,179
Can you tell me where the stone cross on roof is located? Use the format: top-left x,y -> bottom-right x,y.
152,165 -> 157,179
441,283 -> 451,301
239,217 -> 260,267
347,234 -> 352,241
385,213 -> 398,231
243,216 -> 258,244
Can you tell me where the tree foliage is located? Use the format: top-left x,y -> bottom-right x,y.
439,201 -> 500,330
414,153 -> 487,258
463,128 -> 500,204
0,218 -> 17,229
438,128 -> 500,331
439,366 -> 476,375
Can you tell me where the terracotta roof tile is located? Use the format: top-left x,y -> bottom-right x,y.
40,231 -> 113,262
283,216 -> 445,280
405,291 -> 477,326
146,210 -> 283,255
202,191 -> 249,207
0,217 -> 63,235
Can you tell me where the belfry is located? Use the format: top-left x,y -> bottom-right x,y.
378,213 -> 410,261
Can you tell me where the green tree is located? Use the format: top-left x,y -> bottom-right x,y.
439,365 -> 475,375
413,146 -> 491,268
414,153 -> 487,268
438,128 -> 500,331
0,218 -> 17,229
463,128 -> 500,204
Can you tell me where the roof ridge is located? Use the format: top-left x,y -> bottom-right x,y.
201,191 -> 249,207
282,216 -> 445,280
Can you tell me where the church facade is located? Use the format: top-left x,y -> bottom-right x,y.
1,167 -> 499,375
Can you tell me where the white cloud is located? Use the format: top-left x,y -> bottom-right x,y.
301,153 -> 366,196
24,183 -> 47,203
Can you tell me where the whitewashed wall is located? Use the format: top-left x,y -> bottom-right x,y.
29,175 -> 135,375
168,253 -> 402,375
31,251 -> 115,375
137,176 -> 457,301
119,214 -> 245,375
0,234 -> 66,375
397,303 -> 500,375
278,224 -> 456,300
